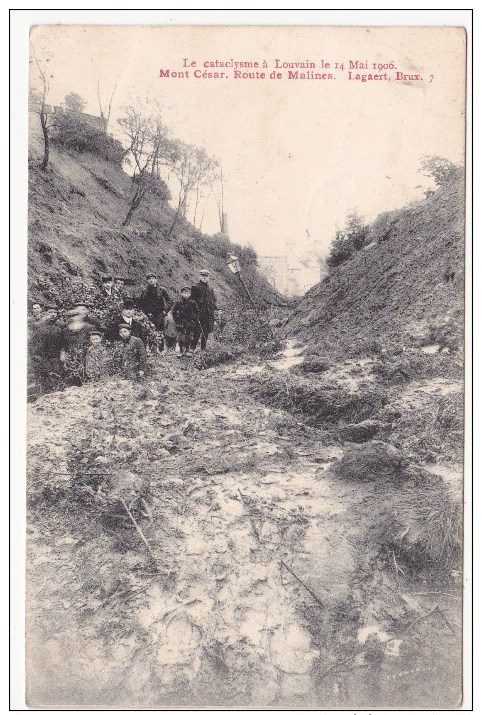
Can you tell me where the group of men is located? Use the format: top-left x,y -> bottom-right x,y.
28,268 -> 219,396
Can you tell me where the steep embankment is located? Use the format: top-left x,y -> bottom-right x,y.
28,114 -> 275,307
285,178 -> 464,357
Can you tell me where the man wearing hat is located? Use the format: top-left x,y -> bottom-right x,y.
29,304 -> 64,394
113,276 -> 126,299
108,298 -> 142,341
117,323 -> 147,379
191,268 -> 218,350
100,275 -> 114,299
140,273 -> 171,348
172,286 -> 200,357
123,277 -> 135,299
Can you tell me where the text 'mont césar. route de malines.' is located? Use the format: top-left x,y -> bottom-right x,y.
159,58 -> 424,83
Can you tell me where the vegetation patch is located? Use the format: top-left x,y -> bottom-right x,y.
332,441 -> 408,483
249,372 -> 387,427
373,476 -> 462,573
296,356 -> 333,374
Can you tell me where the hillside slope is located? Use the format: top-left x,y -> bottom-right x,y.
285,177 -> 465,357
28,114 -> 277,308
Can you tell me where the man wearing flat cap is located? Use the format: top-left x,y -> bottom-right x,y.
113,276 -> 126,299
117,323 -> 147,379
172,286 -> 200,357
140,273 -> 171,349
191,268 -> 218,351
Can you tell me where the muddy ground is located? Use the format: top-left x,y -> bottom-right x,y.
26,342 -> 463,709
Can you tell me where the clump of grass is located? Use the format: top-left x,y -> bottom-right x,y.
249,372 -> 387,426
414,498 -> 462,567
296,356 -> 333,375
373,476 -> 462,574
195,346 -> 237,370
372,350 -> 462,386
332,441 -> 408,483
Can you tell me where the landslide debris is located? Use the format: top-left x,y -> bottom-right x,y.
27,348 -> 462,708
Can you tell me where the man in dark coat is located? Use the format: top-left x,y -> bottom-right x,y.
117,324 -> 147,379
140,273 -> 171,333
107,298 -> 143,341
172,287 -> 200,357
191,268 -> 217,350
29,304 -> 64,395
100,275 -> 114,300
113,276 -> 126,299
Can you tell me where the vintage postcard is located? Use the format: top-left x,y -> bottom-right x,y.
20,19 -> 468,709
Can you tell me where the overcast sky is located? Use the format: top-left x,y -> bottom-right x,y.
29,25 -> 466,264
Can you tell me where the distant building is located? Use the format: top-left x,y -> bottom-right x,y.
258,255 -> 289,293
258,253 -> 322,297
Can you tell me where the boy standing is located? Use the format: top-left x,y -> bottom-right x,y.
172,287 -> 200,358
117,324 -> 147,378
85,330 -> 109,381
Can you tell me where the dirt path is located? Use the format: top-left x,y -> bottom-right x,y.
26,348 -> 462,708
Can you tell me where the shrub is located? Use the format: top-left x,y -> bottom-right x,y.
202,232 -> 232,258
327,211 -> 369,268
177,236 -> 196,261
372,351 -> 459,385
326,230 -> 355,268
220,306 -> 282,356
52,112 -> 126,167
132,173 -> 171,202
418,155 -> 461,188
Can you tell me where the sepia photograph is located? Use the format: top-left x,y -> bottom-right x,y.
16,14 -> 469,709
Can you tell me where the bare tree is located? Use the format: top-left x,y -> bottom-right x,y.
210,163 -> 226,234
30,48 -> 56,171
167,142 -> 216,237
97,77 -> 118,133
192,152 -> 217,229
118,105 -> 173,227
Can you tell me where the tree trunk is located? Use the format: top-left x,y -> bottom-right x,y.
40,112 -> 50,171
167,200 -> 183,238
193,185 -> 201,228
122,186 -> 143,226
